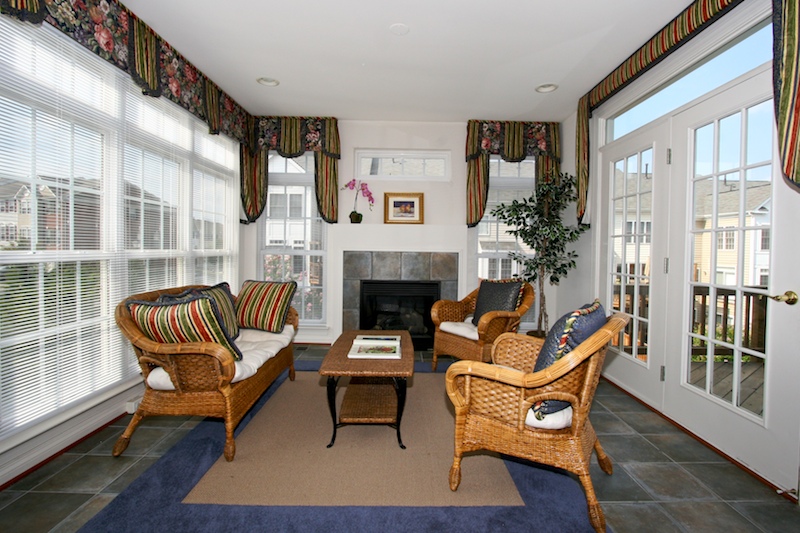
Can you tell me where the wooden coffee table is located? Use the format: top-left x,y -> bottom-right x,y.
319,330 -> 414,448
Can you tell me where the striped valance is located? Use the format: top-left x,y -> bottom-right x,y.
586,0 -> 746,109
0,0 -> 253,144
128,13 -> 161,97
465,120 -> 561,227
773,0 -> 800,191
575,0 -> 748,222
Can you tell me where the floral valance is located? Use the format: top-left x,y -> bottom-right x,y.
465,120 -> 560,163
257,117 -> 341,159
0,0 -> 255,145
1,0 -> 343,223
575,0 -> 748,223
465,120 -> 561,227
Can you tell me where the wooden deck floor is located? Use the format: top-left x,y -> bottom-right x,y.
689,360 -> 764,415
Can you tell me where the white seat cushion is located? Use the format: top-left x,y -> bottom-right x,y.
439,319 -> 479,340
525,405 -> 573,430
146,325 -> 296,391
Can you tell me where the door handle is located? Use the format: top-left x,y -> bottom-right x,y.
768,291 -> 798,305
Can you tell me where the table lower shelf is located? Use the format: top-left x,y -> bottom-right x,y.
339,377 -> 398,424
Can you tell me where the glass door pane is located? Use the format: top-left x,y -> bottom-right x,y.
609,148 -> 653,362
686,100 -> 772,417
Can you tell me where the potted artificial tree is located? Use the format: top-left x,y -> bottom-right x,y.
491,172 -> 587,336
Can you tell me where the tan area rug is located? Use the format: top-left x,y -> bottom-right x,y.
184,371 -> 523,507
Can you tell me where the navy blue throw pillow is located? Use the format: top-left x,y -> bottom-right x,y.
532,299 -> 606,415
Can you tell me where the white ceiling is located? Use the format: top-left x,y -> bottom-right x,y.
121,0 -> 692,123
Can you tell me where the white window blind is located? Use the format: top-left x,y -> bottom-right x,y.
0,17 -> 239,450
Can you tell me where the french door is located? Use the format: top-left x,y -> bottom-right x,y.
600,65 -> 800,493
599,119 -> 671,409
664,66 -> 800,492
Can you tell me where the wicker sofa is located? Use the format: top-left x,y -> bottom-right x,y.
113,284 -> 297,462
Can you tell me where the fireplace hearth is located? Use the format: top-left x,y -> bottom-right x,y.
360,280 -> 440,350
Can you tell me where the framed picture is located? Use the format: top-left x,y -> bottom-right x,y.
384,192 -> 424,224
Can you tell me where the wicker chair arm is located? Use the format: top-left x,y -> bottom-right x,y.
285,306 -> 299,329
445,360 -> 586,427
475,309 -> 524,339
445,360 -> 528,410
133,338 -> 237,387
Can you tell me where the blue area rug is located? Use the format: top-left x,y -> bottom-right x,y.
80,360 -> 599,532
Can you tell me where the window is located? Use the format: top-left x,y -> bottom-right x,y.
717,228 -> 736,250
487,257 -> 513,279
355,149 -> 450,181
0,18 -> 239,449
261,153 -> 326,323
759,228 -> 770,250
475,156 -> 536,323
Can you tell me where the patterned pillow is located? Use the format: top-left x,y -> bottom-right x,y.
127,294 -> 243,361
531,299 -> 606,417
159,282 -> 239,340
472,279 -> 523,326
236,280 -> 297,333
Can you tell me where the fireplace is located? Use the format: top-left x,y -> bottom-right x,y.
360,280 -> 440,350
342,251 -> 458,350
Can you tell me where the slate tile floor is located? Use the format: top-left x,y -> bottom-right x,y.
0,344 -> 798,533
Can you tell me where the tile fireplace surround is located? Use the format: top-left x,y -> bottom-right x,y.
342,251 -> 459,332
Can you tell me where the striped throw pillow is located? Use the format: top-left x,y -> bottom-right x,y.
127,294 -> 243,361
236,280 -> 297,333
160,283 -> 239,340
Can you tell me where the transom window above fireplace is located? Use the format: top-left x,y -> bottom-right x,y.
355,149 -> 451,181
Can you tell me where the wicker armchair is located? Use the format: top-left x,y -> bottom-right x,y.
113,285 -> 297,462
445,313 -> 629,533
430,281 -> 534,371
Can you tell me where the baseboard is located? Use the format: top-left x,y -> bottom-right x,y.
0,381 -> 144,488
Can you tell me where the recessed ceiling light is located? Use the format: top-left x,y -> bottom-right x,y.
535,83 -> 558,93
257,77 -> 280,87
389,23 -> 410,36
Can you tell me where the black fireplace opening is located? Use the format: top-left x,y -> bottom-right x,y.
359,280 -> 440,351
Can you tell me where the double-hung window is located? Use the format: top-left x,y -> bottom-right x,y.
475,156 -> 536,324
261,153 -> 326,323
0,17 -> 239,449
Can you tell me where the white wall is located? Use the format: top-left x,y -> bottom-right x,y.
554,112 -> 599,316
